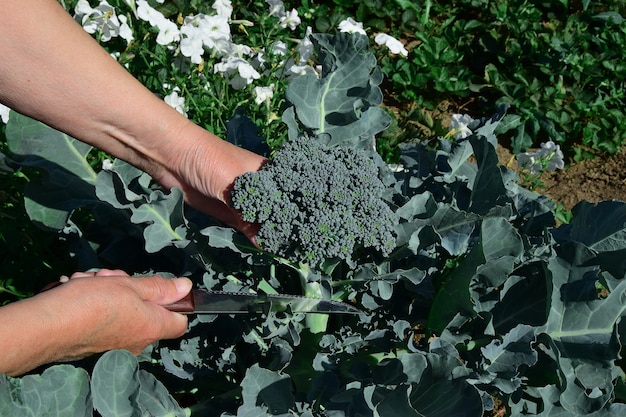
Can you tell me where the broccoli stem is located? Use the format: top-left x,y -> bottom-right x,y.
298,263 -> 329,334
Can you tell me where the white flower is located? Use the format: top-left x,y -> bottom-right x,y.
75,0 -> 133,43
271,40 -> 288,56
228,43 -> 253,57
136,0 -> 162,26
180,17 -> 206,63
266,0 -> 285,17
449,114 -> 475,140
180,35 -> 204,64
213,0 -> 233,18
254,85 -> 274,105
374,33 -> 408,57
516,141 -> 565,174
0,103 -> 10,124
117,15 -> 133,43
101,158 -> 114,171
251,50 -> 267,68
338,18 -> 366,35
164,89 -> 188,116
198,14 -> 231,50
298,26 -> 313,64
288,64 -> 318,78
136,0 -> 180,45
156,18 -> 180,46
179,14 -> 232,56
280,8 -> 301,30
214,57 -> 261,89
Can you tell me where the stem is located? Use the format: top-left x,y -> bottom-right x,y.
298,265 -> 330,334
0,281 -> 31,300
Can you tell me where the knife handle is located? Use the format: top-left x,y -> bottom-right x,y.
40,279 -> 196,313
164,290 -> 195,313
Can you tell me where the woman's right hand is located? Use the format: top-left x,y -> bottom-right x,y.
0,270 -> 192,376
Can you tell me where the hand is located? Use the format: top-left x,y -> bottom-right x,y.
0,269 -> 192,376
52,270 -> 191,358
150,123 -> 267,242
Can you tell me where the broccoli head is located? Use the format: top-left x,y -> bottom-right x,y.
231,136 -> 397,266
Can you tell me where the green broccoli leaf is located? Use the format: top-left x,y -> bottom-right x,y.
5,112 -> 97,230
0,366 -> 91,417
95,161 -> 190,253
285,33 -> 391,149
538,242 -> 626,415
235,364 -> 295,416
92,350 -> 186,417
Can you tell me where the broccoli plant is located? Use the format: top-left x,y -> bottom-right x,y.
6,29 -> 626,417
231,134 -> 397,267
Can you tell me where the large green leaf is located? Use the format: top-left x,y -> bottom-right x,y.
539,242 -> 626,415
510,385 -> 626,416
428,243 -> 484,335
562,200 -> 626,252
0,365 -> 91,417
285,33 -> 391,148
5,112 -> 97,230
235,364 -> 295,415
95,164 -> 190,253
480,324 -> 538,394
92,350 -> 185,417
403,351 -> 483,417
429,216 -> 524,335
468,136 -> 511,215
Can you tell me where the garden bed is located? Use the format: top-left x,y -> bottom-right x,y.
496,145 -> 626,210
2,1 -> 626,416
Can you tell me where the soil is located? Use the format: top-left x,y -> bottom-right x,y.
496,145 -> 626,211
383,97 -> 626,212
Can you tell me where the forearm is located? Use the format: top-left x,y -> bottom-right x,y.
0,296 -> 71,376
0,274 -> 191,376
0,0 -> 171,170
0,0 -> 263,203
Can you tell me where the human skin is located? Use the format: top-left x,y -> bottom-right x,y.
0,0 -> 265,375
0,272 -> 192,376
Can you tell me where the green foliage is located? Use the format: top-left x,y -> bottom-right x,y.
316,0 -> 626,159
0,350 -> 187,417
0,132 -> 73,302
285,33 -> 391,149
88,0 -> 305,148
4,31 -> 626,417
5,115 -> 97,231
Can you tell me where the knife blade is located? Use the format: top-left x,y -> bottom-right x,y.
40,280 -> 361,315
165,289 -> 362,315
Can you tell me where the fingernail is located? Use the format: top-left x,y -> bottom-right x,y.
173,277 -> 193,294
59,275 -> 69,282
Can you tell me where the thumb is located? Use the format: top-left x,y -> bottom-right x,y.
129,276 -> 193,305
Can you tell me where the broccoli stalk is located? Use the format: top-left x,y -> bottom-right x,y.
231,135 -> 397,268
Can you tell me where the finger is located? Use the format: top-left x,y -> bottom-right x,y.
69,271 -> 97,279
131,278 -> 191,341
94,269 -> 128,277
126,275 -> 193,306
143,303 -> 189,341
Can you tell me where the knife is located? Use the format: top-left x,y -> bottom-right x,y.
41,281 -> 361,315
166,289 -> 361,314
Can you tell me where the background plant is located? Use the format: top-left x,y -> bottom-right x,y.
310,0 -> 626,160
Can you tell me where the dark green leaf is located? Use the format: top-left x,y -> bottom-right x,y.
0,366 -> 91,417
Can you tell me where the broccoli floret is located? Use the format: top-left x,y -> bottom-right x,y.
231,136 -> 397,267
